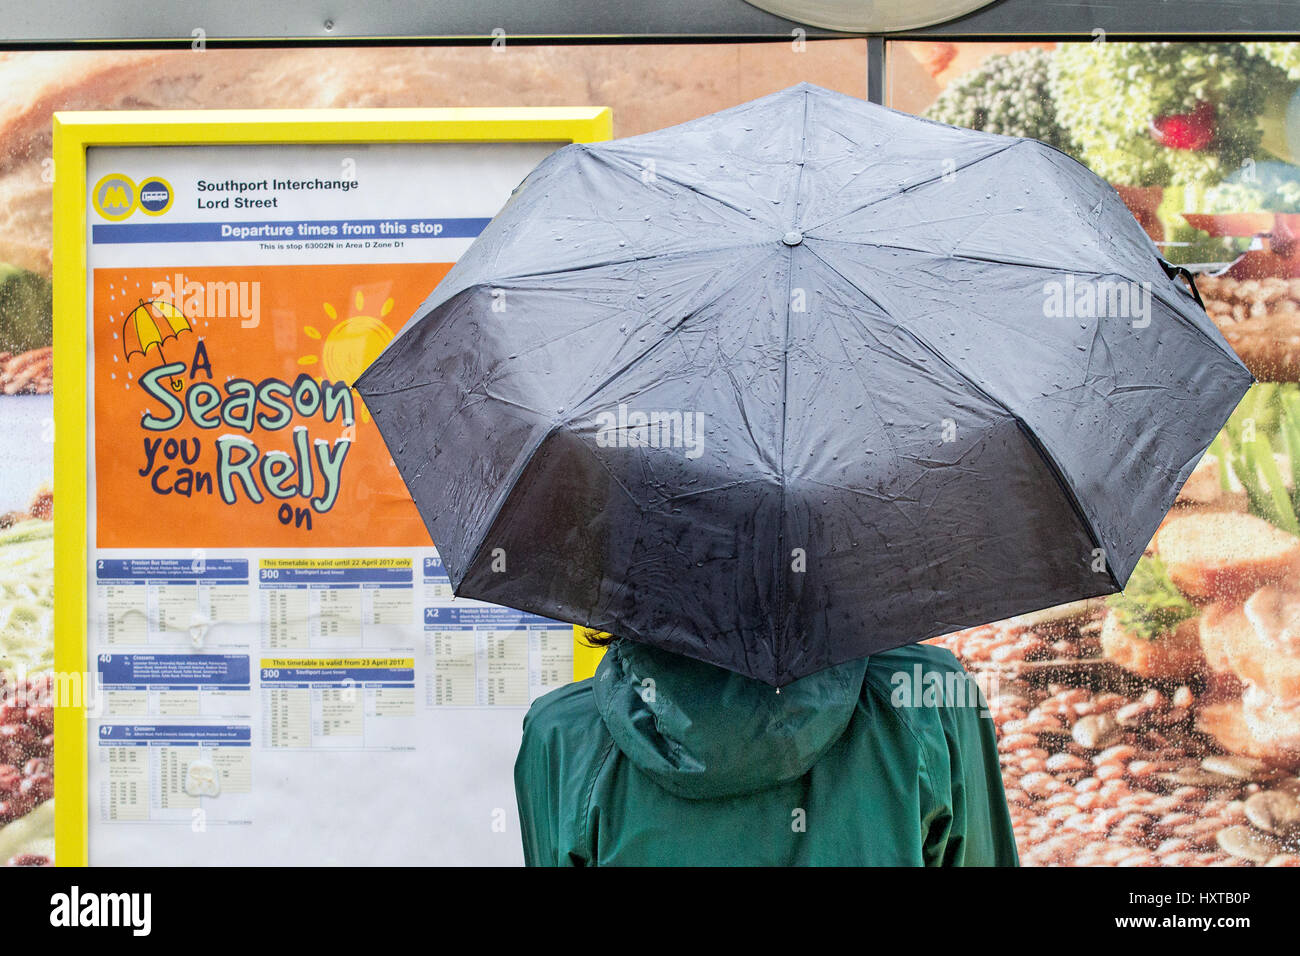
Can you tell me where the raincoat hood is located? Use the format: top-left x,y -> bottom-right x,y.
593,639 -> 869,800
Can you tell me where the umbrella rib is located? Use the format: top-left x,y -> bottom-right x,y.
812,237 -> 1089,276
466,238 -> 776,287
722,365 -> 771,471
564,248 -> 776,416
449,250 -> 779,591
805,244 -> 1119,588
811,236 -> 1236,360
359,243 -> 774,396
584,145 -> 777,226
445,417 -> 636,600
769,87 -> 814,673
808,235 -> 1128,284
661,477 -> 769,503
791,85 -> 811,228
810,265 -> 942,577
800,139 -> 1021,236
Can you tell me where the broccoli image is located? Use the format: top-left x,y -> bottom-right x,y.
923,48 -> 1078,153
1049,42 -> 1292,188
1202,160 -> 1300,213
1245,42 -> 1300,81
0,265 -> 52,355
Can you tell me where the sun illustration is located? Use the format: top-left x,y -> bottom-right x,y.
300,289 -> 395,422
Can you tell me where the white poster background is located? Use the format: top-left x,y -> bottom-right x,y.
84,141 -> 568,865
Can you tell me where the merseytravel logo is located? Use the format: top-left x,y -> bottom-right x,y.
92,173 -> 136,221
92,173 -> 173,220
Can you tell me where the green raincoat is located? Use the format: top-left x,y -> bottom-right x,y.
514,639 -> 1019,866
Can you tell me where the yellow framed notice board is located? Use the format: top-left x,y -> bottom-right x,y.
53,106 -> 611,866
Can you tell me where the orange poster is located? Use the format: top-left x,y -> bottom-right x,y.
93,262 -> 452,548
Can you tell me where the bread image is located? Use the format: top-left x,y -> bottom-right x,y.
1198,699 -> 1300,768
1100,608 -> 1205,680
1172,454 -> 1249,515
1242,682 -> 1300,752
1155,512 -> 1300,602
1200,588 -> 1300,703
1199,603 -> 1238,674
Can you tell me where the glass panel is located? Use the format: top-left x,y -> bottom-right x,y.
889,39 -> 1300,868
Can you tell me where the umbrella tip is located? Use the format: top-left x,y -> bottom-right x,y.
782,231 -> 803,247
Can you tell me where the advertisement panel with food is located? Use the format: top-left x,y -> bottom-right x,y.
892,38 -> 1300,866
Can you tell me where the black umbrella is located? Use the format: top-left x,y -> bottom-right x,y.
356,84 -> 1251,686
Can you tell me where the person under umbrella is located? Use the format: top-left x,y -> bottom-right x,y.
356,85 -> 1250,865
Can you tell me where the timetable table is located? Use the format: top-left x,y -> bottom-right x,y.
258,558 -> 414,649
95,558 -> 250,646
423,605 -> 573,708
259,657 -> 417,750
96,723 -> 253,825
97,653 -> 252,717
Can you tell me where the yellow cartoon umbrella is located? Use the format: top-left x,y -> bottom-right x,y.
123,298 -> 191,390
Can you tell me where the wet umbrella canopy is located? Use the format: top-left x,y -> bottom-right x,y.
355,83 -> 1252,686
